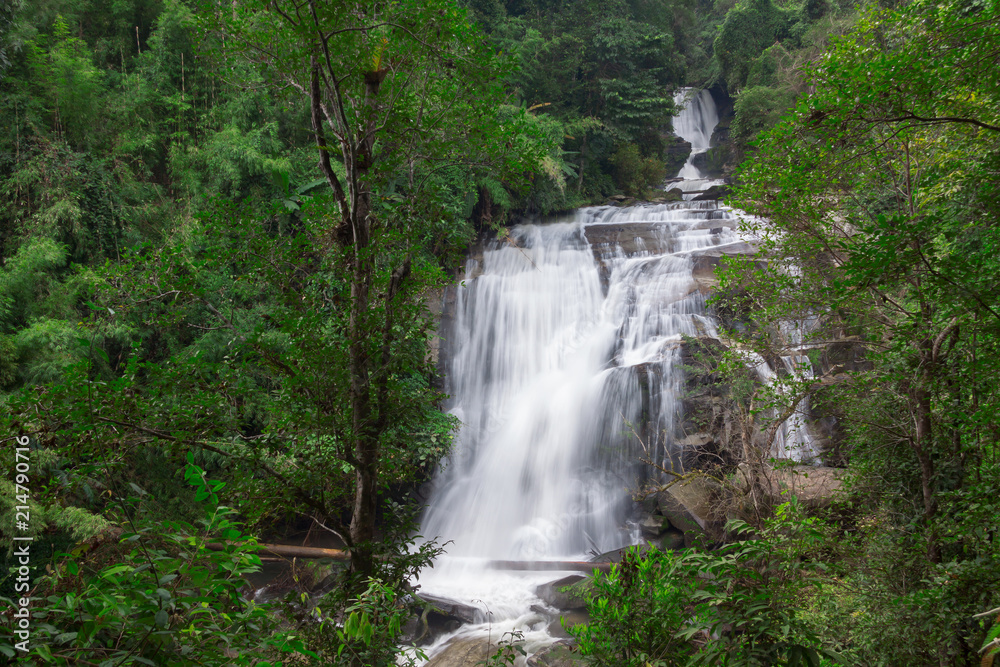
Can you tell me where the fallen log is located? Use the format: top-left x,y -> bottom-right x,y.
207,542 -> 351,561
487,559 -> 612,573
207,545 -> 612,571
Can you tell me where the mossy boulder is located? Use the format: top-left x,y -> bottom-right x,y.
536,574 -> 594,611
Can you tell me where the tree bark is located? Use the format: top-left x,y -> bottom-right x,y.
345,68 -> 386,580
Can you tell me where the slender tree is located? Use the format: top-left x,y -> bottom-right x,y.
203,0 -> 545,576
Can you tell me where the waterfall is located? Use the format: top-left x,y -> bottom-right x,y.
412,90 -> 817,664
747,350 -> 820,463
416,201 -> 741,661
670,88 -> 725,197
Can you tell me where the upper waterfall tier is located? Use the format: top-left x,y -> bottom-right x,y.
671,88 -> 724,196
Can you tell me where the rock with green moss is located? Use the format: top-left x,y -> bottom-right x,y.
536,574 -> 593,611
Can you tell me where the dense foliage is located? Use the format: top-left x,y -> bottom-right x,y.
1,0 -> 999,664
0,0 -> 556,662
463,0 -> 696,205
572,502 -> 841,667
714,0 -> 1000,662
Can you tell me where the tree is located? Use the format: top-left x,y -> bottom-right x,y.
193,0 -> 546,578
713,0 -> 793,93
719,0 -> 1000,660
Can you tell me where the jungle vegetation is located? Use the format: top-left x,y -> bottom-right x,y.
0,0 -> 998,665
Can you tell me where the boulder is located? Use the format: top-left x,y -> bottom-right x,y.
403,593 -> 483,643
528,641 -> 584,666
547,611 -> 589,639
656,475 -> 723,538
638,512 -> 670,536
767,466 -> 844,509
653,529 -> 686,552
425,637 -> 496,667
640,493 -> 659,514
418,593 -> 482,625
676,432 -> 714,449
536,575 -> 592,611
692,184 -> 731,201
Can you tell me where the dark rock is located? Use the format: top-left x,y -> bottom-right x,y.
418,593 -> 482,625
638,512 -> 669,536
654,529 -> 686,551
640,493 -> 659,514
691,143 -> 734,179
692,184 -> 731,201
403,593 -> 484,644
663,135 -> 693,176
536,575 -> 592,611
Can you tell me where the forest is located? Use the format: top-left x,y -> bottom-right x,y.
0,0 -> 998,665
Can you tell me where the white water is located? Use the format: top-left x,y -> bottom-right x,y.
774,319 -> 821,462
416,202 -> 742,662
746,350 -> 820,463
670,88 -> 725,197
413,89 -> 817,663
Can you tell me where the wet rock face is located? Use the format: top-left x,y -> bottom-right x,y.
664,135 -> 693,176
535,575 -> 592,611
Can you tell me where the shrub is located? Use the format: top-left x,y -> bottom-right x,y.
610,144 -> 667,198
571,500 -> 844,666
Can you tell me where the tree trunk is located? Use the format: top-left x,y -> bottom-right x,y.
345,68 -> 388,580
911,330 -> 940,564
911,381 -> 940,563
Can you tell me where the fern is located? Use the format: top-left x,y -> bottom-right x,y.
477,176 -> 512,209
0,478 -> 110,552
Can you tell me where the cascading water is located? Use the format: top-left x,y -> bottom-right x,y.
774,319 -> 821,462
670,88 -> 725,197
415,202 -> 743,662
